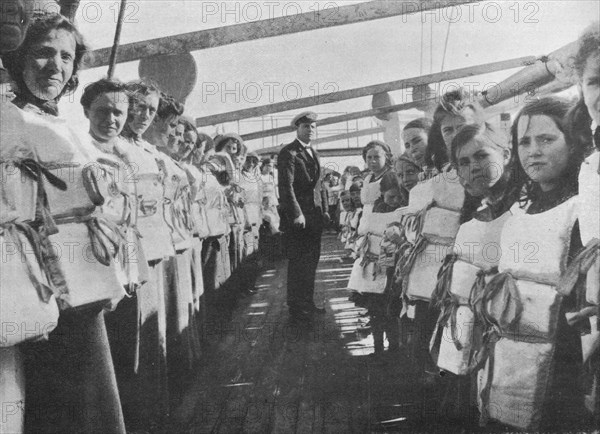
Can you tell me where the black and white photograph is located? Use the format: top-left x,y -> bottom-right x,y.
0,0 -> 599,432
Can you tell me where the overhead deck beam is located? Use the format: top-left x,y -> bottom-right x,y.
312,127 -> 384,145
257,146 -> 364,158
255,126 -> 384,155
242,52 -> 576,142
241,100 -> 432,141
196,56 -> 536,127
85,0 -> 479,69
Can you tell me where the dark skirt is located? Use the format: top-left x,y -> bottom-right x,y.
23,308 -> 126,434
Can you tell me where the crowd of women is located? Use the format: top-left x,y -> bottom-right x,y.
0,3 -> 598,433
0,9 -> 281,434
339,22 -> 599,432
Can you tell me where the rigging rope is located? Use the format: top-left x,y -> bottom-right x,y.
441,19 -> 452,72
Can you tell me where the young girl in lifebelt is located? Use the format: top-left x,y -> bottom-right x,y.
402,89 -> 485,383
338,190 -> 355,257
350,171 -> 406,357
430,123 -> 522,427
346,180 -> 364,258
359,140 -> 394,217
478,97 -> 589,431
347,141 -> 395,356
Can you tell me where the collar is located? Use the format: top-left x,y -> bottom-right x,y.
90,137 -> 116,154
121,128 -> 143,143
297,138 -> 311,148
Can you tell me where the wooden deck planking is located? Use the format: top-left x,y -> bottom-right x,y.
173,234 -> 430,433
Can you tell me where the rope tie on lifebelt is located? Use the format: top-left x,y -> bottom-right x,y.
399,235 -> 429,297
431,253 -> 458,310
75,215 -> 129,268
475,271 -> 523,338
0,222 -> 56,303
560,238 -> 600,328
16,158 -> 67,236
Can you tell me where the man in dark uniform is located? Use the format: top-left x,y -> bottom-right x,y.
278,111 -> 328,322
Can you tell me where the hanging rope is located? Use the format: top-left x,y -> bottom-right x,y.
440,19 -> 452,72
107,0 -> 128,79
429,20 -> 433,73
420,18 -> 424,75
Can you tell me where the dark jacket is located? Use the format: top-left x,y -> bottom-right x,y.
277,139 -> 327,232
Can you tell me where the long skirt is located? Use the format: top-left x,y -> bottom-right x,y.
105,259 -> 169,431
0,347 -> 25,434
190,237 -> 206,353
164,249 -> 201,377
23,309 -> 126,434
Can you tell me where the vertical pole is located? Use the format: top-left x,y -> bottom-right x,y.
107,0 -> 128,79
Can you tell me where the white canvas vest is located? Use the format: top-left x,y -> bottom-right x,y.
123,140 -> 175,261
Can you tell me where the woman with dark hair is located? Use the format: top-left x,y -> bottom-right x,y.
143,92 -> 184,157
18,77 -> 129,433
143,94 -> 204,399
1,4 -> 64,434
424,88 -> 485,173
174,116 -> 208,369
215,132 -> 243,155
397,89 -> 483,391
478,96 -> 589,431
402,117 -> 432,167
4,16 -> 125,433
567,21 -> 599,422
108,79 -> 177,431
394,155 -> 421,194
4,12 -> 87,115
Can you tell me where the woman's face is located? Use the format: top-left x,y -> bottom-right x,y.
365,146 -> 387,174
183,130 -> 197,152
456,138 -> 510,198
23,28 -> 76,101
517,114 -> 570,192
402,128 -> 428,164
440,108 -> 477,152
224,140 -> 238,155
395,159 -> 420,191
128,92 -> 159,135
166,123 -> 185,157
86,91 -> 129,143
341,196 -> 353,211
581,51 -> 600,126
261,163 -> 273,175
350,190 -> 362,207
244,157 -> 258,171
383,188 -> 404,210
234,153 -> 246,169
